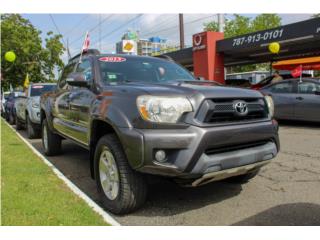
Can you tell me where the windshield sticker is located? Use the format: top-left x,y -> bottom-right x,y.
32,85 -> 44,89
99,57 -> 126,62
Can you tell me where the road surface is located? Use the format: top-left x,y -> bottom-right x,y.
16,121 -> 320,225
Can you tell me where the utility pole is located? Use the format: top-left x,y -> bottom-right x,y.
179,14 -> 185,49
218,14 -> 225,32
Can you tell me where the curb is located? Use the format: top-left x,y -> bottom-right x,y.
2,119 -> 121,226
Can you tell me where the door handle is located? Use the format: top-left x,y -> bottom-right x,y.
296,97 -> 304,100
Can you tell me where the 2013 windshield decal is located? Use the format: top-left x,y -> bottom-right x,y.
99,57 -> 126,62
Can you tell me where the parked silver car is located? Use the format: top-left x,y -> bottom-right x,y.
260,78 -> 320,122
15,83 -> 56,138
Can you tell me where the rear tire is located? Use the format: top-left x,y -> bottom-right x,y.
42,118 -> 61,156
8,112 -> 15,125
226,169 -> 260,183
94,134 -> 147,214
27,116 -> 40,139
15,115 -> 24,130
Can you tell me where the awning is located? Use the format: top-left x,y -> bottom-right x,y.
272,56 -> 320,70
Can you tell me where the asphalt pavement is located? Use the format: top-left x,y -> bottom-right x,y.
15,121 -> 320,225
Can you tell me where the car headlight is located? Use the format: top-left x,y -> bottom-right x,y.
264,95 -> 274,118
137,95 -> 193,123
32,100 -> 39,108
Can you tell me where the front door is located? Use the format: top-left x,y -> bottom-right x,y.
268,81 -> 296,120
294,80 -> 320,122
68,58 -> 96,145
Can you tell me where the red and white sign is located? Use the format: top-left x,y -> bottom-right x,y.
192,33 -> 206,51
99,57 -> 127,62
291,65 -> 303,78
193,34 -> 202,46
82,32 -> 90,52
32,85 -> 44,89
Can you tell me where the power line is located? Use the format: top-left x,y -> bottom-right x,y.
64,15 -> 90,38
139,15 -> 178,38
49,14 -> 67,48
91,14 -> 143,48
140,15 -> 216,38
69,14 -> 114,46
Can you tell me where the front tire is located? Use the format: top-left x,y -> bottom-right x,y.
94,134 -> 147,214
27,116 -> 40,139
42,118 -> 61,156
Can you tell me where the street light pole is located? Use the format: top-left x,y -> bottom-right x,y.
179,14 -> 185,49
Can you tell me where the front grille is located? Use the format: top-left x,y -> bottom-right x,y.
205,140 -> 269,155
204,98 -> 268,124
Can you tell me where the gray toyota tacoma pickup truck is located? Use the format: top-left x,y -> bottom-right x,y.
40,49 -> 279,214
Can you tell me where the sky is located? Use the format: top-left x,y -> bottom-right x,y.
22,13 -> 314,64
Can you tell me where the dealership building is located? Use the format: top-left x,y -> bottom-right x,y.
159,17 -> 320,84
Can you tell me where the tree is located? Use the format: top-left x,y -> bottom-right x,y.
252,14 -> 282,32
1,14 -> 65,90
203,14 -> 282,73
223,14 -> 252,38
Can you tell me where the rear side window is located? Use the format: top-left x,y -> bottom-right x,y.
270,82 -> 294,93
298,81 -> 320,94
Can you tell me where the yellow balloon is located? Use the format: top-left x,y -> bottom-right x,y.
268,42 -> 280,54
5,51 -> 16,62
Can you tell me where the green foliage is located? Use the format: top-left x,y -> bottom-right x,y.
203,14 -> 281,73
312,14 -> 320,18
203,21 -> 219,32
204,14 -> 281,38
1,14 -> 65,90
223,14 -> 252,38
251,14 -> 282,32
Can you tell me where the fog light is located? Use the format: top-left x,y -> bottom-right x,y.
155,150 -> 166,162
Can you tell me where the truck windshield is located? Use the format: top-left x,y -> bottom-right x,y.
30,85 -> 56,97
99,56 -> 195,84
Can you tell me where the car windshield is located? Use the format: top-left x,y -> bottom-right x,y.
30,85 -> 56,97
98,56 -> 195,84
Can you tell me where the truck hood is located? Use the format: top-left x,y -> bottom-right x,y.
30,96 -> 40,102
114,80 -> 263,99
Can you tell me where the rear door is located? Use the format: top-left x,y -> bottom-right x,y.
294,80 -> 320,122
265,81 -> 296,120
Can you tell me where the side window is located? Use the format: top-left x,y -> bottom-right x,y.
298,81 -> 320,94
270,82 -> 294,93
59,63 -> 76,89
76,59 -> 92,83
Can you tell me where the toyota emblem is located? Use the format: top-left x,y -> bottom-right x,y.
234,101 -> 248,116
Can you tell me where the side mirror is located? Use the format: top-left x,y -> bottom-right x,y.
197,76 -> 205,81
66,72 -> 90,88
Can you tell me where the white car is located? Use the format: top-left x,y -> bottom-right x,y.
15,83 -> 56,138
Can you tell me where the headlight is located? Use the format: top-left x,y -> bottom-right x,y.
136,95 -> 193,123
32,100 -> 39,108
264,95 -> 274,117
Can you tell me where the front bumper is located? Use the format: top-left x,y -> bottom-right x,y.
118,120 -> 279,179
28,108 -> 41,125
